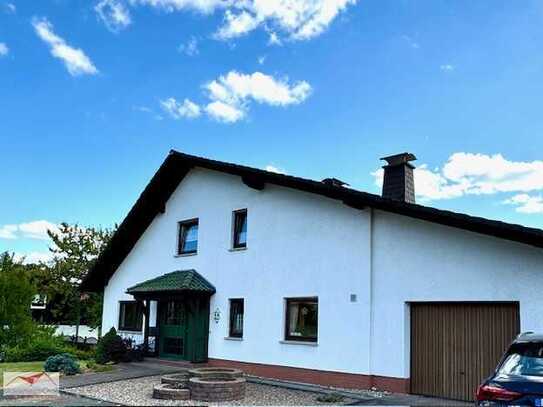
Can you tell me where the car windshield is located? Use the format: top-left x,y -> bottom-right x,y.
498,343 -> 543,377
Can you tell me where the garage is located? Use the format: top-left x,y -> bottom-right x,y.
410,302 -> 520,401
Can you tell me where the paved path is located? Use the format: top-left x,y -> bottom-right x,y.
349,393 -> 471,406
0,394 -> 116,406
0,360 -> 185,406
61,361 -> 185,389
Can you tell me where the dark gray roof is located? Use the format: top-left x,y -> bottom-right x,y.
81,150 -> 543,292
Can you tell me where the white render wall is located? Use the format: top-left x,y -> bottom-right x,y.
371,210 -> 543,379
102,167 -> 543,380
103,168 -> 372,374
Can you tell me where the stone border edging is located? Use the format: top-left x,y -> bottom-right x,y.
245,376 -> 377,402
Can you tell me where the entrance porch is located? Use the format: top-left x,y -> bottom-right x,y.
126,269 -> 215,363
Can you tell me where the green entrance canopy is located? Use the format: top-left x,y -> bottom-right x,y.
126,269 -> 216,296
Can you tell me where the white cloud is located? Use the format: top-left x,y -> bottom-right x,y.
130,0 -> 356,43
402,34 -> 419,49
267,31 -> 282,46
0,42 -> 8,56
32,17 -> 99,76
95,0 -> 132,32
257,55 -> 266,65
504,194 -> 543,214
161,97 -> 202,119
440,64 -> 455,72
128,0 -> 225,14
14,251 -> 54,265
214,10 -> 259,40
163,70 -> 311,124
0,220 -> 60,240
265,165 -> 287,174
178,36 -> 199,56
372,153 -> 543,212
205,100 -> 245,123
4,3 -> 15,13
205,71 -> 311,107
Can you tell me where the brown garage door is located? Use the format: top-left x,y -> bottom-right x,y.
410,302 -> 520,401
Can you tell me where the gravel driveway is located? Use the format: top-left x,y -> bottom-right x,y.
65,375 -> 358,406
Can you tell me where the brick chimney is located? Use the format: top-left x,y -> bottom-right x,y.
380,153 -> 417,203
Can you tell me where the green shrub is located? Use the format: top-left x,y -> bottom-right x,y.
316,392 -> 345,403
3,328 -> 69,362
44,353 -> 81,375
95,328 -> 126,364
64,345 -> 95,361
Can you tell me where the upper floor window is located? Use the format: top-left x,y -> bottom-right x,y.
178,219 -> 199,255
232,209 -> 247,249
119,301 -> 143,332
229,298 -> 244,338
285,297 -> 318,342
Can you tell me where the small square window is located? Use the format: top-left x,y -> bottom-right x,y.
285,297 -> 318,342
229,299 -> 244,338
178,219 -> 198,255
232,210 -> 247,249
119,301 -> 143,332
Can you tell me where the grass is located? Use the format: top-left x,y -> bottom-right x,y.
0,360 -> 114,386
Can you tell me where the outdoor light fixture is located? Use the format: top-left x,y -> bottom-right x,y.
213,308 -> 221,324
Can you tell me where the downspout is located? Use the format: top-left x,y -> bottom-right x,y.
369,208 -> 375,386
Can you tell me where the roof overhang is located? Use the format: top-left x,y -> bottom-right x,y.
81,150 -> 543,292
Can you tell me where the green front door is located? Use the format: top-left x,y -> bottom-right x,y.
159,300 -> 186,360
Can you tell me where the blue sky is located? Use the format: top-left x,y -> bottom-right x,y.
1,0 -> 543,262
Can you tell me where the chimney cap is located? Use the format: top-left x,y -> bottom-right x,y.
380,152 -> 417,167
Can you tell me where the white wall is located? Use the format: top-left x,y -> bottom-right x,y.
103,168 -> 372,374
371,210 -> 543,379
102,167 -> 543,380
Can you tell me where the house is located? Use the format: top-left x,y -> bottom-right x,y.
81,150 -> 543,401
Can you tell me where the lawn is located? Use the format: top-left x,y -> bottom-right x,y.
0,360 -> 113,386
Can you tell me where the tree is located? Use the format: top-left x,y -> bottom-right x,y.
41,223 -> 115,331
0,252 -> 36,347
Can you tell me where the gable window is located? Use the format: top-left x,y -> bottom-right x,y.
119,301 -> 143,332
178,219 -> 199,255
229,299 -> 244,338
232,209 -> 247,249
285,297 -> 318,342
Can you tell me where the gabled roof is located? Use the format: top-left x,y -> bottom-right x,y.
81,150 -> 543,292
126,270 -> 216,295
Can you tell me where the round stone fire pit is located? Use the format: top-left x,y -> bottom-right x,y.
188,367 -> 244,379
189,377 -> 246,402
153,367 -> 246,402
161,372 -> 190,386
153,383 -> 190,400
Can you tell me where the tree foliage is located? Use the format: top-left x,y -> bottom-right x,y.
40,223 -> 115,326
0,252 -> 36,347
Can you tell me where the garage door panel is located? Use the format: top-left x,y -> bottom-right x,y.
410,302 -> 519,401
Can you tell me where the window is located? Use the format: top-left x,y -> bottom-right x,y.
498,343 -> 543,377
232,209 -> 247,249
178,219 -> 199,254
285,297 -> 318,342
118,301 -> 143,332
229,299 -> 244,338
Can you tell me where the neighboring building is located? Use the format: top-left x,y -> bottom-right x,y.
82,151 -> 543,401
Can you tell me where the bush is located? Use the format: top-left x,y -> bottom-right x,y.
67,346 -> 95,361
95,328 -> 127,364
3,327 -> 69,362
44,353 -> 81,375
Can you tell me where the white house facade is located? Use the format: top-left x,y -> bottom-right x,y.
83,151 -> 543,401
